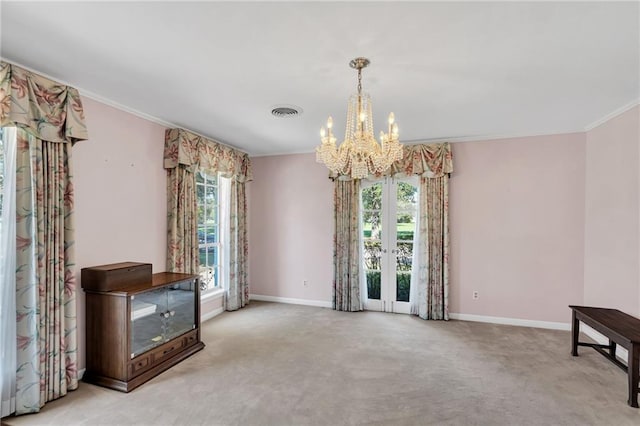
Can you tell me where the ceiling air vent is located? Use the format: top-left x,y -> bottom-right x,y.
271,105 -> 303,118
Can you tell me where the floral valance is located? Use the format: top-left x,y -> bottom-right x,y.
0,61 -> 88,144
331,142 -> 453,180
163,128 -> 252,182
389,142 -> 453,178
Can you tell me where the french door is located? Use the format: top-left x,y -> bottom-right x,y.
361,177 -> 418,314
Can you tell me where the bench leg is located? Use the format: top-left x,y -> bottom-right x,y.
628,343 -> 639,408
571,311 -> 579,356
609,340 -> 617,358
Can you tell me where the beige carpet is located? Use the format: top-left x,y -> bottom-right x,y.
4,301 -> 640,425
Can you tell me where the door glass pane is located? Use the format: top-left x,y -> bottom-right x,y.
397,181 -> 417,210
396,272 -> 411,303
396,242 -> 413,302
362,183 -> 382,210
364,240 -> 381,300
367,271 -> 381,300
396,181 -> 417,303
363,183 -> 383,301
363,211 -> 382,240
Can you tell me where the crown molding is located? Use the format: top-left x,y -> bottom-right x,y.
402,129 -> 586,145
584,99 -> 640,132
251,148 -> 316,158
0,56 -> 248,154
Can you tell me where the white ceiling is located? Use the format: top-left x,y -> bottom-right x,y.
1,1 -> 638,156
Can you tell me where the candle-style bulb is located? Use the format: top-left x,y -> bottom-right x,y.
380,131 -> 385,141
388,112 -> 395,125
327,117 -> 333,129
392,123 -> 399,136
321,127 -> 326,138
359,112 -> 366,122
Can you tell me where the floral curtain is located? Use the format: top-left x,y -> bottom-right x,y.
166,166 -> 198,274
163,128 -> 251,310
411,175 -> 450,320
226,180 -> 249,310
333,178 -> 363,311
0,62 -> 88,143
390,143 -> 453,179
0,61 -> 87,415
396,143 -> 452,320
164,128 -> 252,181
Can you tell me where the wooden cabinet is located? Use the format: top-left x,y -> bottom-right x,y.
82,263 -> 205,392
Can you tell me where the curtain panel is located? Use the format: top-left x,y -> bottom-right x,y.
0,61 -> 87,415
398,143 -> 452,320
163,128 -> 251,311
411,175 -> 450,320
166,166 -> 198,274
226,180 -> 249,311
333,178 -> 363,312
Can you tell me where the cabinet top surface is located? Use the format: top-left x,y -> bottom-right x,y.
83,262 -> 151,271
84,272 -> 198,295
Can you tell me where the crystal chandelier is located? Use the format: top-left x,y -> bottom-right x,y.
316,57 -> 403,179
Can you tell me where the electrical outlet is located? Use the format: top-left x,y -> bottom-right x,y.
472,291 -> 479,300
303,280 -> 308,287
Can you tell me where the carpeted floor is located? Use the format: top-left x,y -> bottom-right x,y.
4,301 -> 640,425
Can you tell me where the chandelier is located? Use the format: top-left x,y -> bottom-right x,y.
316,57 -> 403,179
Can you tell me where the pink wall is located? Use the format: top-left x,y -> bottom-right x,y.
248,133 -> 587,323
74,97 -> 168,369
584,106 -> 640,316
448,134 -> 586,322
248,154 -> 333,302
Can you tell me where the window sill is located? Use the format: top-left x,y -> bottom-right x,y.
201,288 -> 224,302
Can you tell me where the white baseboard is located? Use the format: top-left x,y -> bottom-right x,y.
78,368 -> 85,380
580,324 -> 629,363
449,313 -> 571,331
201,306 -> 225,323
250,294 -> 332,308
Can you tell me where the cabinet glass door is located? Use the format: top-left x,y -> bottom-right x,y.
166,279 -> 196,341
130,288 -> 168,358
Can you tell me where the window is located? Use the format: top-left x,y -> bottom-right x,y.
196,170 -> 220,293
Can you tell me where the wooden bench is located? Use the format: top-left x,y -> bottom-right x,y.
570,305 -> 640,407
